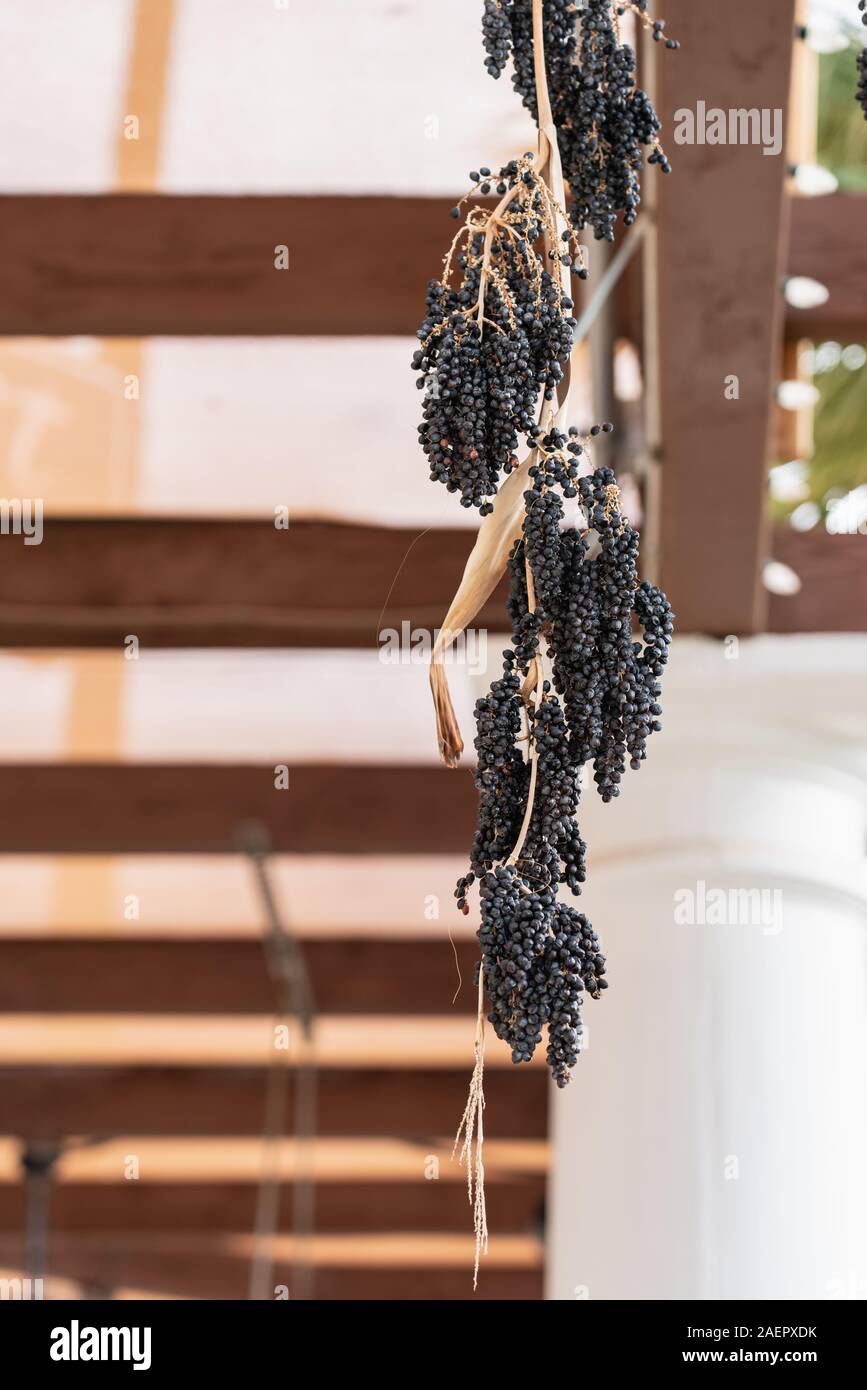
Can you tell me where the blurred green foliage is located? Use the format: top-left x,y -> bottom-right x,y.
771,352 -> 867,523
772,46 -> 867,525
766,353 -> 861,525
812,353 -> 867,492
817,43 -> 867,189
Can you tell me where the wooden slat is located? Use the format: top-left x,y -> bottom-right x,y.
0,764 -> 476,853
0,1242 -> 541,1300
0,940 -> 480,1014
0,1015 -> 534,1069
0,518 -> 504,649
788,193 -> 867,341
1,1230 -> 539,1260
45,1230 -> 540,1267
0,515 -> 858,645
0,1135 -> 548,1182
768,527 -> 867,632
0,1178 -> 545,1234
0,1067 -> 546,1138
0,192 -> 857,339
0,196 -> 451,337
655,1 -> 797,634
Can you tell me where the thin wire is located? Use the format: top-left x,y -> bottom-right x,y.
372,527 -> 433,646
570,219 -> 649,345
240,823 -> 317,1302
638,19 -> 664,585
447,918 -> 464,1004
22,1141 -> 60,1289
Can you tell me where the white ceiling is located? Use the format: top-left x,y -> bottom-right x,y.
0,336 -> 594,520
0,852 -> 479,936
0,647 -> 492,762
0,0 -> 135,191
0,0 -> 536,194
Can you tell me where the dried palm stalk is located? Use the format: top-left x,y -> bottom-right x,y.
451,0 -> 576,1284
430,0 -> 573,769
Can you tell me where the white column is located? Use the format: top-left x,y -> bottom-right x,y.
547,635 -> 867,1301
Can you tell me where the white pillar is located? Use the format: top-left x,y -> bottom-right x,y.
548,636 -> 867,1301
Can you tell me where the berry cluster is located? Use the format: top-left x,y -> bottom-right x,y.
411,156 -> 582,511
858,2 -> 867,119
553,465 -> 673,800
482,0 -> 678,240
411,4 -> 677,1093
454,655 -> 595,1087
474,866 -> 605,1087
455,433 -> 673,1084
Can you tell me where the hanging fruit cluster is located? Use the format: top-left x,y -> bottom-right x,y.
412,1 -> 675,1092
482,0 -> 679,239
858,2 -> 867,118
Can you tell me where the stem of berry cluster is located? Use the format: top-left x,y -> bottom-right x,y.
476,180 -> 524,327
428,3 -> 585,774
455,0 -> 577,1286
505,0 -> 574,868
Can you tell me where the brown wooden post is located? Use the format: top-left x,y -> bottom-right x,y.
653,0 -> 798,633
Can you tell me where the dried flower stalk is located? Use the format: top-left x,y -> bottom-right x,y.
451,0 -> 576,1285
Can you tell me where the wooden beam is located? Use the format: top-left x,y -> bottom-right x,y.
0,1015 -> 531,1069
0,514 -> 858,646
0,1135 -> 548,1182
0,1178 -> 545,1234
0,940 -> 481,1014
788,194 -> 867,341
0,1067 -> 546,1138
0,196 -> 452,337
0,518 -> 504,649
655,1 -> 797,634
0,1241 -> 542,1300
0,192 -> 857,339
768,527 -> 867,632
0,764 -> 476,853
3,1230 -> 542,1266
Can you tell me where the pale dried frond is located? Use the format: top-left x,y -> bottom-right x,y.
429,452 -> 535,767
